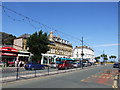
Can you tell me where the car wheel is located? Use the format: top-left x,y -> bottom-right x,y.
41,67 -> 45,70
65,67 -> 67,70
12,65 -> 15,67
58,68 -> 61,70
25,68 -> 28,70
31,67 -> 35,70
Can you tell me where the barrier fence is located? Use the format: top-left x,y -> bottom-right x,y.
2,65 -> 97,83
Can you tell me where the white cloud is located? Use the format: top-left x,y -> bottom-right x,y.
93,43 -> 120,47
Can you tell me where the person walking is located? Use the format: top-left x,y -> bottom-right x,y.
18,61 -> 22,67
15,60 -> 19,67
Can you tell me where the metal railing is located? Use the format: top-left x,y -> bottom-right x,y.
2,64 -> 97,83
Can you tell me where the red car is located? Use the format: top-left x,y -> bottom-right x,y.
57,61 -> 73,70
8,61 -> 15,67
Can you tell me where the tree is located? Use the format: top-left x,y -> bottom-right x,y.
109,55 -> 117,63
100,54 -> 108,63
95,56 -> 100,63
1,32 -> 16,45
27,30 -> 49,63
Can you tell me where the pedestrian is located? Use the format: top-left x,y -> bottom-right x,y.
15,60 -> 18,67
22,61 -> 25,67
5,59 -> 9,67
18,61 -> 22,67
3,58 -> 7,67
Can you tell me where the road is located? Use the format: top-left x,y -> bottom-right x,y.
2,64 -> 118,88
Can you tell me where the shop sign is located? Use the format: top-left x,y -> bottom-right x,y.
2,53 -> 17,56
1,47 -> 18,52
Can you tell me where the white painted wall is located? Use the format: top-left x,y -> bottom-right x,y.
72,47 -> 94,62
13,38 -> 23,50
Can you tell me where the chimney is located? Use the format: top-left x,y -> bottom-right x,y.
57,35 -> 60,39
49,31 -> 53,41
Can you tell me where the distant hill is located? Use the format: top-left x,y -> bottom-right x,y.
18,33 -> 30,38
1,32 -> 16,45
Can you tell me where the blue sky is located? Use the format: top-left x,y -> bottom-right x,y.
2,2 -> 118,60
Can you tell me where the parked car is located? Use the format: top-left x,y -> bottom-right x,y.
8,61 -> 15,67
50,62 -> 57,68
87,62 -> 92,66
57,61 -> 73,70
24,62 -> 45,70
113,63 -> 119,68
72,62 -> 81,68
83,62 -> 88,67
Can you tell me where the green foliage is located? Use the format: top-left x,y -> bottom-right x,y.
95,56 -> 101,63
27,30 -> 49,62
104,57 -> 108,60
1,32 -> 16,45
96,56 -> 100,59
100,54 -> 107,58
109,55 -> 117,59
109,55 -> 117,62
100,54 -> 108,63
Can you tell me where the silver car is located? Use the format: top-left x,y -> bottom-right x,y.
72,62 -> 80,68
50,62 -> 57,68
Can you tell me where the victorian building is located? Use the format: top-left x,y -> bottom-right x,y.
47,32 -> 72,57
41,32 -> 73,64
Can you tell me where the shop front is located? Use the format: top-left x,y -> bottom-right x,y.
0,46 -> 31,67
41,53 -> 68,65
0,47 -> 18,67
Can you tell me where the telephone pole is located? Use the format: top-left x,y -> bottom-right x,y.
81,37 -> 84,69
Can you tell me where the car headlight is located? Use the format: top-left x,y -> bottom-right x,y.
29,65 -> 31,67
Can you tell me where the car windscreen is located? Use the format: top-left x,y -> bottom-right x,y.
73,62 -> 77,64
56,61 -> 64,64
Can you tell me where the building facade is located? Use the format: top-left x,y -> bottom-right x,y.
72,46 -> 95,62
47,32 -> 73,57
41,32 -> 73,64
13,32 -> 73,64
13,34 -> 30,51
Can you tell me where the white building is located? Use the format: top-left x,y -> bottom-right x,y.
41,53 -> 68,65
72,46 -> 95,62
